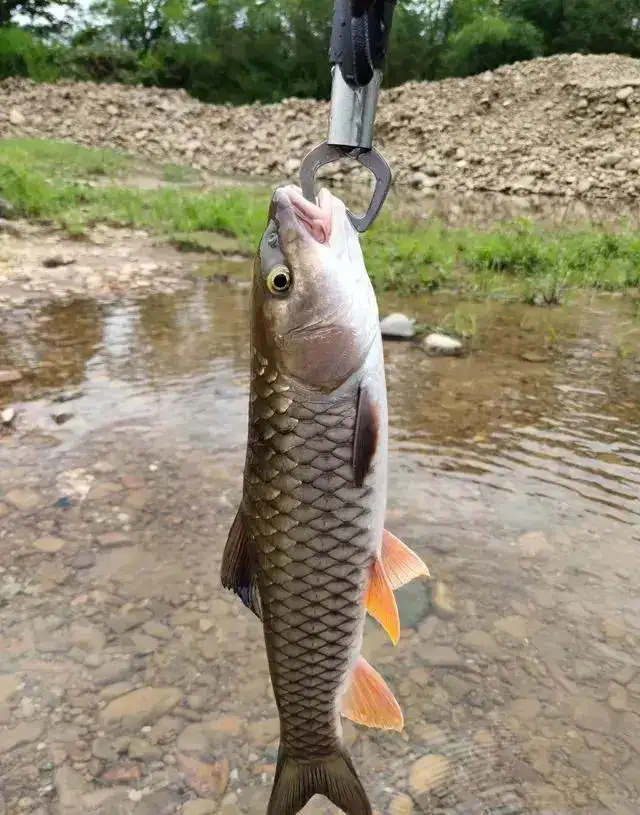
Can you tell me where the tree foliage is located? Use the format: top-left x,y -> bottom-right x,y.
0,0 -> 638,101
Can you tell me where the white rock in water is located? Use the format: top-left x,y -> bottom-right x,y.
423,333 -> 463,356
380,313 -> 415,339
1,407 -> 16,426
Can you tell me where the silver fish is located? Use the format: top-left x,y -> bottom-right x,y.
222,184 -> 429,815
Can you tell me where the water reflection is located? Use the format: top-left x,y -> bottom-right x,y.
2,285 -> 640,528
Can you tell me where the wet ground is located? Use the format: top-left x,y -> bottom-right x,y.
1,276 -> 640,815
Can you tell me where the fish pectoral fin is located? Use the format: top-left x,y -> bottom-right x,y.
366,559 -> 400,645
352,380 -> 379,488
267,744 -> 371,815
340,655 -> 404,732
220,507 -> 261,619
382,528 -> 430,591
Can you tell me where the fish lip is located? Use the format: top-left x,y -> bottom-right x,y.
272,185 -> 332,245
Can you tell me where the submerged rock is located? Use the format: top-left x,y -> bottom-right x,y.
380,313 -> 415,340
1,407 -> 16,426
0,369 -> 22,385
422,332 -> 463,356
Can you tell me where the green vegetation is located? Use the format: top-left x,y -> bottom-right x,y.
1,139 -> 639,304
0,0 -> 638,104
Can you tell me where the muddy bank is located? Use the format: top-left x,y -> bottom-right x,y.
0,222 -> 239,313
2,54 -> 640,201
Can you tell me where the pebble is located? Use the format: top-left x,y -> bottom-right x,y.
0,721 -> 45,754
101,761 -> 142,782
422,332 -> 463,356
380,313 -> 415,340
100,686 -> 182,729
132,788 -> 183,815
0,675 -> 21,704
508,696 -> 541,721
127,737 -> 162,760
520,351 -> 550,363
572,697 -> 613,734
409,754 -> 452,795
460,629 -> 501,657
613,666 -> 636,686
608,684 -> 628,712
431,580 -> 455,619
142,621 -> 172,639
246,717 -> 280,745
4,487 -> 41,511
494,615 -> 529,641
52,411 -> 74,425
389,794 -> 414,815
92,737 -> 119,761
395,581 -> 431,628
1,407 -> 16,426
0,369 -> 22,385
177,753 -> 229,799
97,531 -> 131,547
518,530 -> 554,558
33,536 -> 66,553
182,801 -> 217,815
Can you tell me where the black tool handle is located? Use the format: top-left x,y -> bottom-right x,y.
330,0 -> 397,89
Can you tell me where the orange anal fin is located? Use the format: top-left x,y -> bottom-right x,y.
366,559 -> 400,645
382,528 -> 430,591
340,655 -> 404,732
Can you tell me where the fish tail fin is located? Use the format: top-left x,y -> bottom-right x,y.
267,744 -> 372,815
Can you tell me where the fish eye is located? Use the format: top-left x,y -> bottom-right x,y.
266,265 -> 292,296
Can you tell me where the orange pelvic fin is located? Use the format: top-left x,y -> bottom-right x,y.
365,559 -> 400,645
340,655 -> 404,732
381,528 -> 430,591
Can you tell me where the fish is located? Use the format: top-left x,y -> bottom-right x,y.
221,184 -> 430,815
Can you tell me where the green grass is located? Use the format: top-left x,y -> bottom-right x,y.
1,138 -> 640,302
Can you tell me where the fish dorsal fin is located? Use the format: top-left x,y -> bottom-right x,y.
365,559 -> 400,645
340,655 -> 404,732
382,528 -> 430,591
352,381 -> 379,488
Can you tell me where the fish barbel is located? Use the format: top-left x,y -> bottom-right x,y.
221,184 -> 429,815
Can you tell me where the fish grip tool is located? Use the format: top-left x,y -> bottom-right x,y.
300,0 -> 396,232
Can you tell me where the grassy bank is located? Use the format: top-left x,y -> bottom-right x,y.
2,139 -> 639,303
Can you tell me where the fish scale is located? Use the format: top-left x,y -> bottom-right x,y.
243,361 -> 373,760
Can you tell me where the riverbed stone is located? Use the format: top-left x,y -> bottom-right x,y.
5,487 -> 41,511
182,801 -> 217,815
0,369 -> 22,385
494,615 -> 529,641
33,535 -> 66,552
0,720 -> 45,753
133,789 -> 183,815
380,313 -> 415,340
572,697 -> 613,734
422,333 -> 463,356
0,675 -> 21,703
518,531 -> 554,558
389,794 -> 414,815
100,686 -> 182,729
409,754 -> 452,795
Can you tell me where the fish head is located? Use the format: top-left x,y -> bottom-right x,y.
252,184 -> 379,391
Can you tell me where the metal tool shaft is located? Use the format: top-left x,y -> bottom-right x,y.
327,66 -> 382,150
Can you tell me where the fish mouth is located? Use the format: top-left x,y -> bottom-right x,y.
271,184 -> 333,245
